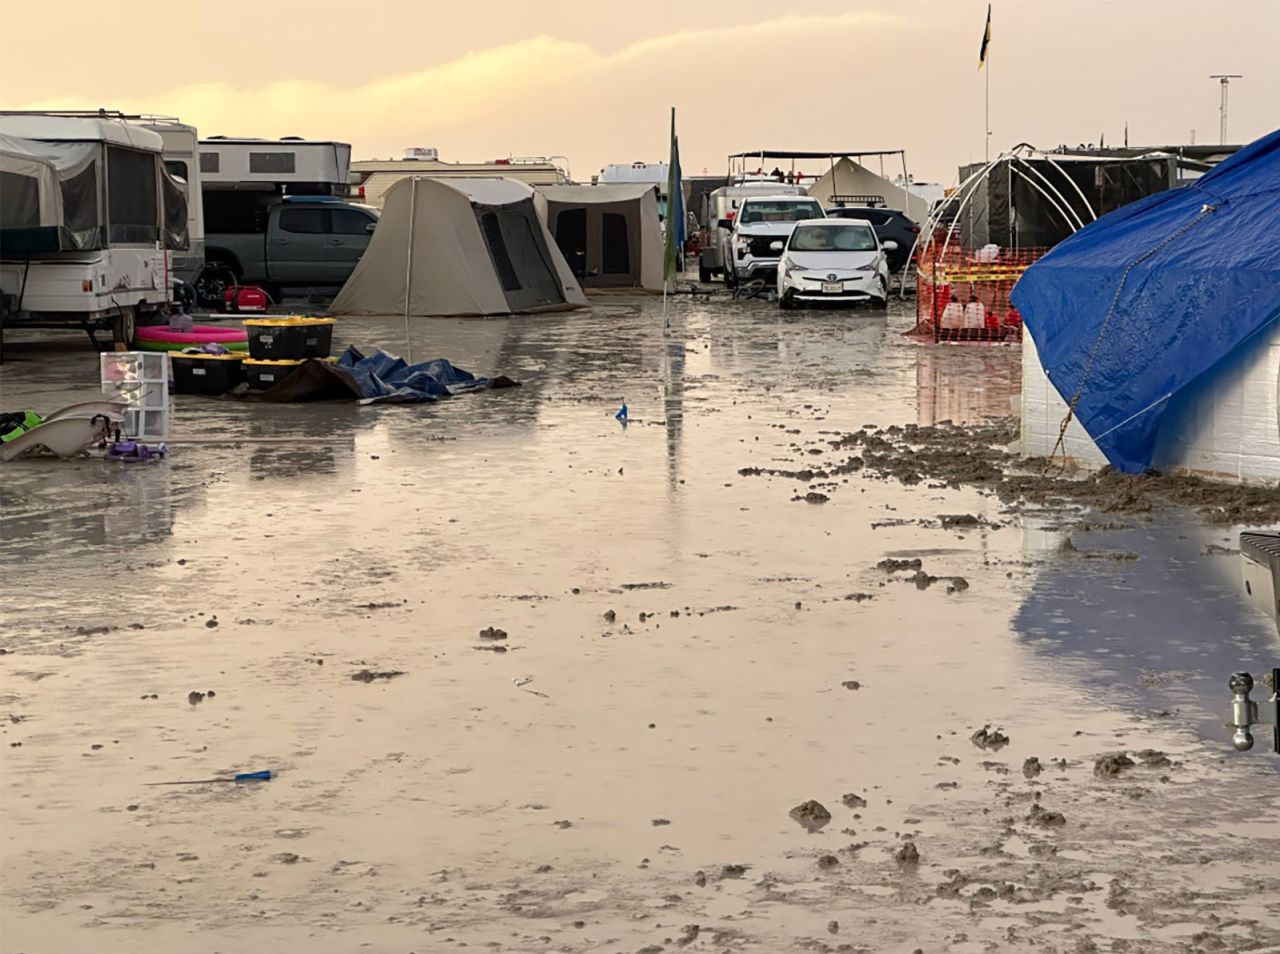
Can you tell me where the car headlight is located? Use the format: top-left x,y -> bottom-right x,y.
855,261 -> 877,271
785,263 -> 809,276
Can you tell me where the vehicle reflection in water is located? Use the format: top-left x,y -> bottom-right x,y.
1014,517 -> 1279,756
916,343 -> 1021,425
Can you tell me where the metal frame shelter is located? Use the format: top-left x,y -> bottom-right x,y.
726,149 -> 911,190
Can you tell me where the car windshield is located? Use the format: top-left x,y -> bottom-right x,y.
739,200 -> 823,224
789,224 -> 876,252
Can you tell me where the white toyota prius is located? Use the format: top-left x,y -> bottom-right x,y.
776,218 -> 895,309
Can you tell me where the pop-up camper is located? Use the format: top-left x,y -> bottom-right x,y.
0,114 -> 186,348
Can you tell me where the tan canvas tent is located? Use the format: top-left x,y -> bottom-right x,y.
807,157 -> 930,223
331,177 -> 586,317
537,183 -> 663,291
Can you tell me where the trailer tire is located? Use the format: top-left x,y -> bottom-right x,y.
112,307 -> 137,348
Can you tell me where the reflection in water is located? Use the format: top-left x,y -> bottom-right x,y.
662,336 -> 685,494
916,344 -> 1021,425
249,445 -> 341,482
1014,519 -> 1279,754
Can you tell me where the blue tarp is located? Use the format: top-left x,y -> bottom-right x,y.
335,348 -> 491,404
1010,129 -> 1280,474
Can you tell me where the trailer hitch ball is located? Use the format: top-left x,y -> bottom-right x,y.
1229,671 -> 1256,751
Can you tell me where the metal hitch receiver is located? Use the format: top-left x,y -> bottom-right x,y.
1227,669 -> 1279,753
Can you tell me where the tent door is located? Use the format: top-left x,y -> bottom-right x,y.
584,205 -> 639,287
554,207 -> 588,279
478,204 -> 567,312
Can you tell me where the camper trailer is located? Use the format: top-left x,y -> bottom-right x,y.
141,118 -> 205,284
199,137 -> 351,194
0,114 -> 184,348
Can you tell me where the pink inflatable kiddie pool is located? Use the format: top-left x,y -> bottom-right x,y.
135,324 -> 249,352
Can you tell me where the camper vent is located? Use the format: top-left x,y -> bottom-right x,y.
404,147 -> 439,161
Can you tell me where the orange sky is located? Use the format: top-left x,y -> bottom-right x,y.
1,0 -> 1275,183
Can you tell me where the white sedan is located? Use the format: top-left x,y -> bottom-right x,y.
776,218 -> 895,309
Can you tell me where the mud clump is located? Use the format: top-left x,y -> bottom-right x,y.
351,669 -> 406,683
970,725 -> 1010,750
939,514 -> 981,529
827,921 -> 839,935
1023,757 -> 1043,779
719,864 -> 748,879
789,800 -> 832,833
677,924 -> 700,946
894,841 -> 920,865
187,691 -> 205,706
603,610 -> 616,623
799,492 -> 829,504
1028,803 -> 1067,827
876,558 -> 923,572
851,418 -> 1280,524
841,680 -> 861,691
1094,753 -> 1136,778
1135,749 -> 1172,768
478,627 -> 507,640
817,854 -> 841,870
842,793 -> 867,808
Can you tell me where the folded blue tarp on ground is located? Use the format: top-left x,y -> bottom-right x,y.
1010,128 -> 1280,473
335,347 -> 491,404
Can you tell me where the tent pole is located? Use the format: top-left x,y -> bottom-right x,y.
404,177 -> 417,362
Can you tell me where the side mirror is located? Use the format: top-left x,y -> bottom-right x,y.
717,218 -> 734,230
882,240 -> 899,251
770,240 -> 784,252
365,222 -> 377,233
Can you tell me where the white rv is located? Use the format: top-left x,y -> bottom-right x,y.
141,118 -> 205,284
198,137 -> 351,193
0,114 -> 184,348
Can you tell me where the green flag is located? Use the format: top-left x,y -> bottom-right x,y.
664,108 -> 683,284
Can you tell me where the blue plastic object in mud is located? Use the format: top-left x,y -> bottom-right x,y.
616,403 -> 629,423
146,769 -> 274,786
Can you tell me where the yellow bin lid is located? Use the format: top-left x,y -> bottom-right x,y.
242,317 -> 337,328
243,356 -> 337,367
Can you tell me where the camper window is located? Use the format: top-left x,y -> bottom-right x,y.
250,152 -> 297,175
480,212 -> 522,292
107,147 -> 159,244
165,160 -> 189,184
199,152 -> 219,174
278,207 -> 325,234
0,171 -> 40,229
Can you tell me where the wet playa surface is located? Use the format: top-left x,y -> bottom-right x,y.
1,297 -> 1278,953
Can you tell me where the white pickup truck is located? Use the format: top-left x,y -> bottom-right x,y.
719,195 -> 825,287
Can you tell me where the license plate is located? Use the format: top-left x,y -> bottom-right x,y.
821,281 -> 843,294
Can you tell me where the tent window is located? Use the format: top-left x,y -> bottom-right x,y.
278,207 -> 325,234
250,152 -> 296,174
162,167 -> 190,250
199,152 -> 219,173
0,171 -> 40,228
60,162 -> 99,237
107,146 -> 159,244
601,213 -> 630,274
481,211 -> 522,291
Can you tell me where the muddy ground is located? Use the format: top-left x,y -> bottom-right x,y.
1,295 -> 1277,954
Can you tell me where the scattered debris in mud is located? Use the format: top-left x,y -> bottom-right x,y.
894,840 -> 920,865
1023,757 -> 1043,778
971,725 -> 1010,750
350,669 -> 406,683
478,627 -> 507,640
1094,752 -> 1136,777
876,557 -> 923,572
789,800 -> 832,833
842,793 -> 867,809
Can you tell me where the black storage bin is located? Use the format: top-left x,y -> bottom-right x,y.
170,352 -> 246,395
244,358 -> 304,391
243,317 -> 336,360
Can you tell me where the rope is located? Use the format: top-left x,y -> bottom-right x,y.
1043,202 -> 1219,473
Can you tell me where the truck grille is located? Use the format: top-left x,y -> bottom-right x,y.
747,235 -> 782,258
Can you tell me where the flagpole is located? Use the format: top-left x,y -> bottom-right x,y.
984,42 -> 990,162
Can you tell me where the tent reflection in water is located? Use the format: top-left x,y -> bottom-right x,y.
330,177 -> 585,318
536,183 -> 664,291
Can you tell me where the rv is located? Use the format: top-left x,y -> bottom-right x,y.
0,114 -> 185,349
141,118 -> 205,284
199,137 -> 351,194
350,150 -> 569,209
